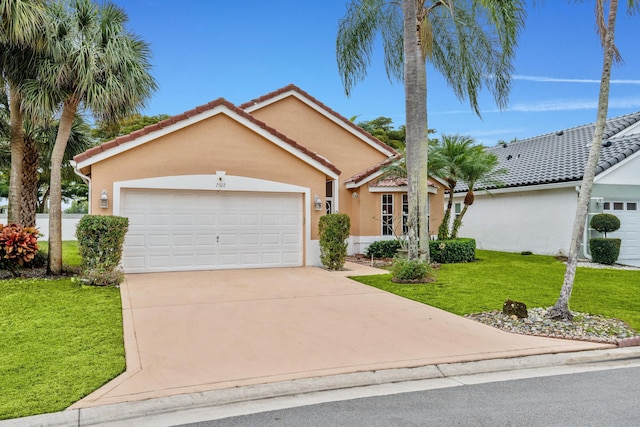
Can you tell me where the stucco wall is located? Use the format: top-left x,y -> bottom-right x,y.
452,186 -> 578,256
247,96 -> 392,235
350,186 -> 445,255
88,113 -> 328,240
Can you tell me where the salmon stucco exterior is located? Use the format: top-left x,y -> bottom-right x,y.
73,84 -> 444,273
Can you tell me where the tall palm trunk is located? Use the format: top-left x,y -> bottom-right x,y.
20,137 -> 39,227
403,0 -> 430,261
48,98 -> 78,274
549,0 -> 618,320
8,83 -> 25,225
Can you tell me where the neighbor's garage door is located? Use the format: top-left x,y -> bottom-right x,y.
121,189 -> 303,273
605,201 -> 639,261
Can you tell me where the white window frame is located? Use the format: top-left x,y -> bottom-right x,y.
382,194 -> 394,236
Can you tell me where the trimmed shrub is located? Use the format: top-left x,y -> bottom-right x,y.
365,239 -> 401,258
319,213 -> 350,270
429,238 -> 476,264
391,257 -> 434,283
76,215 -> 129,269
590,238 -> 621,265
590,213 -> 620,237
76,215 -> 129,285
0,224 -> 40,276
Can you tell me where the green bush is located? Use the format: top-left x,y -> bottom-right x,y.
76,215 -> 129,269
365,239 -> 401,258
76,216 -> 129,285
590,213 -> 620,237
319,213 -> 351,270
590,238 -> 621,265
391,257 -> 434,282
429,238 -> 476,264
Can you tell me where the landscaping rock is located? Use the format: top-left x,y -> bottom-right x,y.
502,299 -> 528,318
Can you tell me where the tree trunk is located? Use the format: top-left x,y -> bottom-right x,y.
438,183 -> 455,240
403,0 -> 430,261
20,137 -> 40,228
48,99 -> 78,275
8,83 -> 25,225
549,0 -> 618,320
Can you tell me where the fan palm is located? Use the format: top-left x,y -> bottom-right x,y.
0,0 -> 46,224
22,0 -> 157,274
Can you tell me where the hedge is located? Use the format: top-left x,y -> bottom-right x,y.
429,238 -> 476,264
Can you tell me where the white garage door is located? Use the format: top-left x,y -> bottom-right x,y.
605,201 -> 639,261
121,189 -> 303,273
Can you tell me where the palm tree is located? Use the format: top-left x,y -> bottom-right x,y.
22,0 -> 157,274
19,115 -> 93,225
450,147 -> 504,239
429,134 -> 476,240
548,0 -> 635,321
337,0 -> 525,260
0,0 -> 46,225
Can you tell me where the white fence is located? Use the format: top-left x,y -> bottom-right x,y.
0,214 -> 84,241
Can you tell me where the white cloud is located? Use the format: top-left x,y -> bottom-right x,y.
513,75 -> 640,85
507,97 -> 640,112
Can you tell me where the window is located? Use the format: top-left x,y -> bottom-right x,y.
627,202 -> 637,211
614,202 -> 624,210
382,194 -> 393,236
603,202 -> 610,210
402,194 -> 409,235
454,202 -> 462,218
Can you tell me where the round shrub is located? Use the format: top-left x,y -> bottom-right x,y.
391,257 -> 435,283
589,238 -> 621,265
365,239 -> 401,258
590,213 -> 620,237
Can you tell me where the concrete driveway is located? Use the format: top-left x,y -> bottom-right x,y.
72,263 -> 611,408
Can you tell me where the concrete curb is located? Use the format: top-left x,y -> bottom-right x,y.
2,347 -> 639,427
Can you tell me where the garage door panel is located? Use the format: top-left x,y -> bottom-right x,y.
121,189 -> 304,273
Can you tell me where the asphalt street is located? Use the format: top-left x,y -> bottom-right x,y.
177,366 -> 640,427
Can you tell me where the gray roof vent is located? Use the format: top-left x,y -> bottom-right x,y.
555,131 -> 564,136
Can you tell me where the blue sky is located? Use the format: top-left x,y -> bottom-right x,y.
111,0 -> 640,146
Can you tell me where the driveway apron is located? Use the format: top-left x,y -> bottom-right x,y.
72,263 -> 611,408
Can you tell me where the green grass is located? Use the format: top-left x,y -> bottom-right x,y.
0,279 -> 124,420
0,240 -> 125,420
37,241 -> 82,268
351,250 -> 640,331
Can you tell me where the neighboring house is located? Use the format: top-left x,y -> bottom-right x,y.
73,84 -> 444,273
452,112 -> 640,267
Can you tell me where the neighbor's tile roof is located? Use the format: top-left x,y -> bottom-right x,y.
455,111 -> 640,192
240,84 -> 398,156
73,97 -> 341,175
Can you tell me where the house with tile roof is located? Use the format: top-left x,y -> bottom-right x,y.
451,112 -> 640,266
73,84 -> 444,273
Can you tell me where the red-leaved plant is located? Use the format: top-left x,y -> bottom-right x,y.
0,224 -> 41,276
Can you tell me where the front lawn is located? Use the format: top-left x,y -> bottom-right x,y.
0,242 -> 125,420
351,250 -> 640,331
